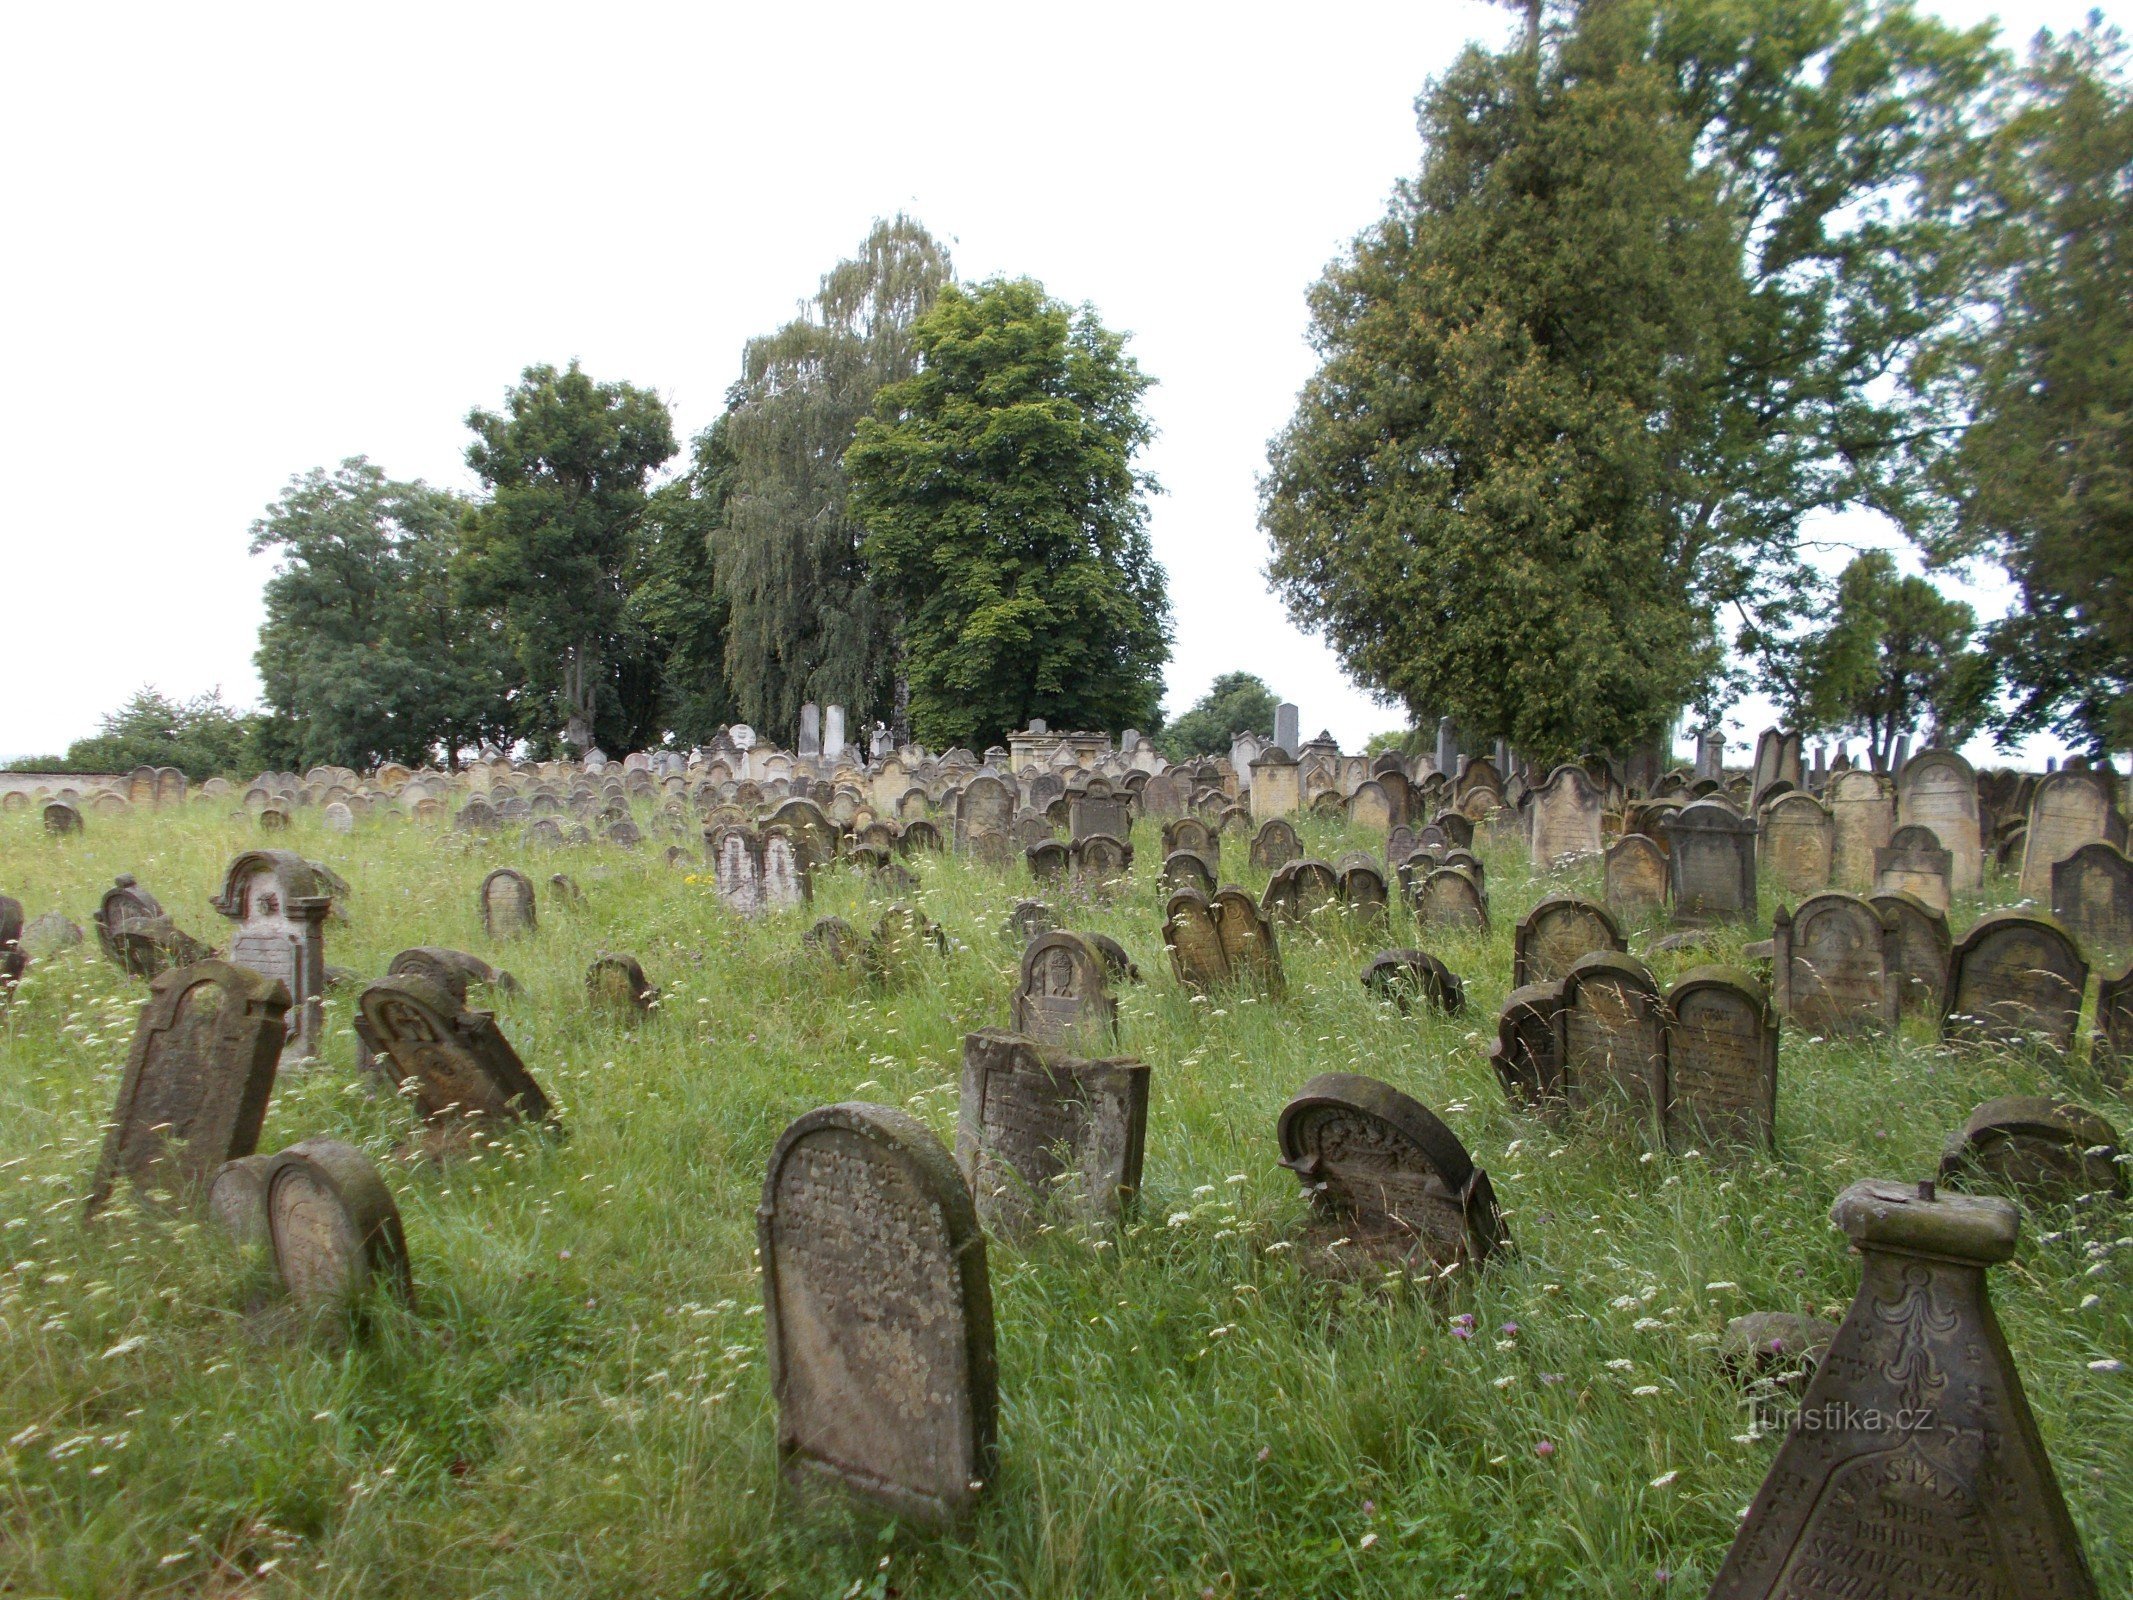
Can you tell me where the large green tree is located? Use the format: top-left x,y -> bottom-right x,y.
845,278 -> 1173,751
457,362 -> 676,754
1160,672 -> 1278,761
39,688 -> 266,780
715,216 -> 953,740
251,458 -> 520,768
627,418 -> 740,746
1260,0 -> 1995,764
1909,21 -> 2133,757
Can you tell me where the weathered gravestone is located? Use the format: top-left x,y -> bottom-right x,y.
354,974 -> 554,1125
1068,790 -> 1133,847
1870,890 -> 1951,1016
2096,963 -> 2133,1086
1070,834 -> 1132,898
1413,865 -> 1489,934
1896,747 -> 1982,891
1160,816 -> 1220,865
1938,1096 -> 2127,1207
1663,801 -> 1758,922
761,827 -> 812,909
709,825 -> 764,915
1262,859 -> 1340,925
1874,823 -> 1954,913
211,850 -> 331,1061
956,775 -> 1017,865
1337,853 -> 1389,925
864,905 -> 948,982
1707,1177 -> 2099,1600
1513,895 -> 1625,988
2020,766 -> 2127,902
1010,932 -> 1117,1047
1941,911 -> 2088,1054
1528,764 -> 1605,866
1770,893 -> 1900,1035
43,800 -> 82,836
1760,791 -> 1834,898
1826,768 -> 1894,890
1663,967 -> 1777,1152
1556,953 -> 1667,1127
0,894 -> 22,1001
84,960 -> 288,1218
1248,818 -> 1301,872
759,1103 -> 997,1525
478,867 -> 538,940
95,876 -> 210,980
1602,834 -> 1668,921
22,910 -> 82,958
956,1029 -> 1148,1231
259,1138 -> 413,1321
1164,888 -> 1284,996
1345,780 -> 1394,833
1360,949 -> 1464,1015
586,954 -> 657,1019
1276,1073 -> 1504,1274
1002,900 -> 1056,946
1247,748 -> 1301,821
2050,841 -> 2133,962
1160,850 -> 1216,898
1025,839 -> 1069,887
1492,981 -> 1566,1105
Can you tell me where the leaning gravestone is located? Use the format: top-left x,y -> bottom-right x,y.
586,954 -> 657,1019
1707,1177 -> 2100,1600
2020,766 -> 2127,902
1010,932 -> 1117,1047
759,1102 -> 997,1526
1942,911 -> 2088,1054
1663,800 -> 1757,923
478,867 -> 538,940
2050,840 -> 2133,962
354,974 -> 554,1125
84,960 -> 289,1218
1602,834 -> 1668,921
211,850 -> 332,1061
1874,823 -> 1953,913
1759,791 -> 1834,898
1870,890 -> 1951,1016
956,1029 -> 1149,1232
1528,764 -> 1606,866
1896,746 -> 1982,891
1663,967 -> 1777,1152
261,1138 -> 413,1321
1769,892 -> 1899,1035
1276,1073 -> 1503,1274
1360,949 -> 1464,1015
1556,952 -> 1667,1127
1825,768 -> 1894,890
1512,895 -> 1625,988
1937,1095 -> 2127,1207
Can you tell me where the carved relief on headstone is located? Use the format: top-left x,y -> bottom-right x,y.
1160,816 -> 1219,865
2019,766 -> 2127,901
1261,859 -> 1340,925
1276,1073 -> 1504,1274
211,850 -> 332,1060
1938,1095 -> 2126,1206
1603,834 -> 1669,920
83,957 -> 288,1222
1896,747 -> 1982,891
759,1102 -> 997,1525
2050,841 -> 2133,962
1770,892 -> 1899,1035
1248,818 -> 1301,873
261,1138 -> 413,1320
478,867 -> 538,940
1874,823 -> 1954,913
1706,1178 -> 2100,1600
1826,768 -> 1894,889
1360,949 -> 1464,1015
1941,911 -> 2088,1054
1336,852 -> 1389,925
1512,895 -> 1625,988
1010,932 -> 1117,1047
955,1029 -> 1148,1232
1555,952 -> 1667,1127
1663,800 -> 1758,923
1528,764 -> 1605,866
1414,865 -> 1489,934
1663,967 -> 1776,1151
354,974 -> 554,1126
1760,791 -> 1834,898
1070,833 -> 1132,898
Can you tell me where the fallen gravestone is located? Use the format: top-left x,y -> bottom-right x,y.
1010,932 -> 1117,1047
1937,1096 -> 2126,1206
1360,949 -> 1464,1014
1941,911 -> 2088,1054
1769,893 -> 1899,1036
1513,895 -> 1625,988
354,974 -> 554,1126
956,1029 -> 1149,1232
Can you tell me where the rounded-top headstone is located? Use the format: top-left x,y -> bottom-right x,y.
1360,949 -> 1465,1015
264,1139 -> 412,1317
1938,1095 -> 2126,1205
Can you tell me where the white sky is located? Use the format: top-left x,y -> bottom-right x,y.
0,0 -> 2107,767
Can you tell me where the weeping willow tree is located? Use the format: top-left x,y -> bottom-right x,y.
713,216 -> 953,740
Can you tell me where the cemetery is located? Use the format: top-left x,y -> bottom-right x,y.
0,728 -> 2128,1595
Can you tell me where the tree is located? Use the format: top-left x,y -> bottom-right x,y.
1260,0 -> 1996,764
1160,672 -> 1278,760
251,458 -> 520,769
715,216 -> 953,740
457,362 -> 676,754
627,419 -> 740,746
845,278 -> 1173,751
1909,20 -> 2133,758
1787,550 -> 1994,769
46,687 -> 266,780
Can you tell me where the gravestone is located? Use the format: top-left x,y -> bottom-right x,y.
1492,981 -> 1567,1105
1213,888 -> 1284,997
1163,889 -> 1229,993
2050,841 -> 2133,961
211,850 -> 332,1060
1160,850 -> 1216,898
84,960 -> 289,1218
1874,823 -> 1954,913
479,867 -> 538,940
1663,967 -> 1777,1151
1942,911 -> 2088,1053
956,1029 -> 1149,1231
1247,748 -> 1301,821
956,775 -> 1017,862
1512,895 -> 1625,988
1707,1178 -> 2099,1600
1160,816 -> 1219,865
1529,764 -> 1605,866
354,974 -> 554,1125
1770,892 -> 1899,1035
1759,791 -> 1834,898
1870,890 -> 1952,1016
1414,865 -> 1489,934
587,954 -> 657,1019
1556,952 -> 1667,1126
1337,853 -> 1389,925
1248,818 -> 1301,872
1938,1096 -> 2126,1206
759,1103 -> 996,1525
1068,791 -> 1132,846
2096,963 -> 2132,1086
1276,1073 -> 1503,1274
1010,932 -> 1117,1047
863,905 -> 947,982
2019,766 -> 2127,901
1360,949 -> 1464,1015
1826,769 -> 1894,889
1749,727 -> 1803,798
1003,900 -> 1057,946
262,1139 -> 413,1319
1262,859 -> 1340,925
1070,834 -> 1131,897
44,800 -> 82,836
388,946 -> 515,1001
0,894 -> 22,1000
1663,800 -> 1758,922
709,825 -> 764,915
761,828 -> 811,909
1896,747 -> 1982,891
1345,780 -> 1394,833
1026,839 -> 1069,886
95,877 -> 212,981
22,910 -> 82,958
1603,834 -> 1669,920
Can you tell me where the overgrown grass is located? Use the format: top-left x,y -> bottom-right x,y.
0,802 -> 2126,1598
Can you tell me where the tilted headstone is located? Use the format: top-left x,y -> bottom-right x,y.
211,850 -> 332,1060
1942,911 -> 2088,1054
1214,887 -> 1284,996
1276,1073 -> 1503,1273
1663,800 -> 1758,922
1663,967 -> 1776,1152
1760,791 -> 1834,898
956,1029 -> 1148,1232
1513,895 -> 1625,988
1010,932 -> 1117,1047
478,867 -> 538,940
354,974 -> 554,1125
1360,949 -> 1464,1014
1870,890 -> 1951,1016
1896,747 -> 1982,891
1938,1095 -> 2126,1207
1770,892 -> 1899,1036
261,1138 -> 413,1320
586,954 -> 657,1019
84,960 -> 288,1218
2019,766 -> 2127,901
1707,1177 -> 2100,1600
1603,833 -> 1669,921
1528,764 -> 1605,866
1826,768 -> 1894,889
1555,952 -> 1667,1127
759,1102 -> 997,1525
2050,841 -> 2133,962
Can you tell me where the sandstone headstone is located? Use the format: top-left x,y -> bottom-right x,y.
1602,834 -> 1669,921
1529,764 -> 1605,866
2096,962 -> 2132,1085
1826,768 -> 1894,889
1513,895 -> 1625,988
1360,949 -> 1464,1015
1160,849 -> 1216,897
1413,865 -> 1489,934
1491,981 -> 1566,1106
1345,779 -> 1394,833
1664,967 -> 1776,1151
1664,800 -> 1757,922
1336,853 -> 1389,925
709,825 -> 764,915
1896,747 -> 1982,891
1870,890 -> 1952,1015
1556,952 -> 1667,1127
2050,841 -> 2133,961
1942,911 -> 2088,1054
1248,818 -> 1301,872
1010,932 -> 1117,1047
1214,888 -> 1284,996
1760,791 -> 1834,898
211,850 -> 332,1060
1248,748 -> 1301,821
955,1029 -> 1149,1232
587,954 -> 657,1019
43,800 -> 82,836
263,1138 -> 413,1319
1938,1096 -> 2126,1206
1770,892 -> 1899,1035
1070,833 -> 1131,898
2019,766 -> 2127,901
479,867 -> 538,940
354,974 -> 554,1125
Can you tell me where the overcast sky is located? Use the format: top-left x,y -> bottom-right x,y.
0,0 -> 2105,767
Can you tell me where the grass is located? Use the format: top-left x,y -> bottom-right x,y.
0,797 -> 2127,1599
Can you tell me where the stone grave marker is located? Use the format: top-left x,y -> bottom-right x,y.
1248,748 -> 1301,821
1010,932 -> 1117,1047
2050,841 -> 2133,961
95,876 -> 212,981
1414,865 -> 1489,934
1214,888 -> 1284,996
1663,800 -> 1758,922
1345,780 -> 1394,833
0,893 -> 22,1000
2095,963 -> 2132,1085
1248,818 -> 1301,872
1707,1178 -> 2099,1600
1938,1096 -> 2126,1206
1663,967 -> 1777,1151
1070,833 -> 1131,897
1003,900 -> 1056,945
1163,888 -> 1229,993
761,828 -> 811,909
479,867 -> 538,940
956,1029 -> 1149,1232
1556,952 -> 1667,1127
84,960 -> 289,1218
1769,892 -> 1899,1035
759,1102 -> 997,1526
1160,849 -> 1216,897
211,850 -> 332,1060
1869,890 -> 1951,1016
22,910 -> 82,958
1491,982 -> 1566,1106
1528,764 -> 1605,866
1826,768 -> 1893,889
587,954 -> 657,1019
1262,859 -> 1340,925
1602,834 -> 1669,921
1873,823 -> 1954,913
1759,791 -> 1834,898
354,974 -> 554,1125
863,905 -> 947,981
1160,816 -> 1219,865
1337,853 -> 1389,925
1025,839 -> 1069,886
709,825 -> 764,915
1276,1073 -> 1503,1274
956,774 -> 1017,861
2020,766 -> 2127,901
44,800 -> 82,836
1942,910 -> 2089,1053
1360,949 -> 1463,1014
1896,747 -> 1982,891
1512,895 -> 1625,988
258,1138 -> 412,1321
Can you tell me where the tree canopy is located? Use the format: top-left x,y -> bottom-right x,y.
846,277 -> 1172,751
1160,672 -> 1277,761
14,687 -> 266,780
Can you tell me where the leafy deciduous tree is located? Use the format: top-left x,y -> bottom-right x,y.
1159,672 -> 1277,761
